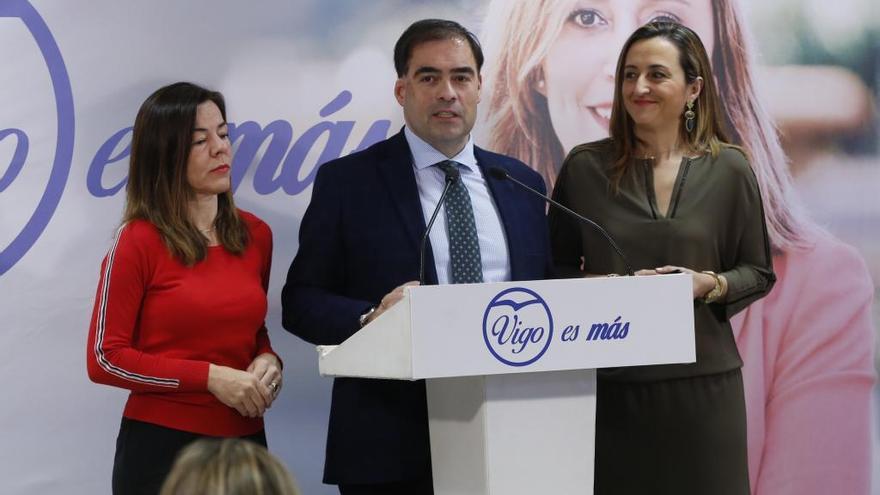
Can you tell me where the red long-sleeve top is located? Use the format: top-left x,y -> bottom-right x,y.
86,210 -> 276,436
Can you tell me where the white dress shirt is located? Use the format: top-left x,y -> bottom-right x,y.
405,126 -> 511,284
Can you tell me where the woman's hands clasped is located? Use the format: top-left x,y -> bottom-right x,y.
207,353 -> 282,418
247,352 -> 283,403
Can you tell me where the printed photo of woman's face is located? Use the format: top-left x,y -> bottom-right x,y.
538,0 -> 715,152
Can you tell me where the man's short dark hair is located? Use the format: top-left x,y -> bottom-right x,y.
393,19 -> 484,77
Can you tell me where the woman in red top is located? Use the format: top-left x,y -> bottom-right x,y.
86,82 -> 282,495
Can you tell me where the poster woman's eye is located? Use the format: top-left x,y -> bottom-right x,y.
569,9 -> 608,29
649,12 -> 682,24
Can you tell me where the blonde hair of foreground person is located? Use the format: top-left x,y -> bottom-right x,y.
159,439 -> 300,495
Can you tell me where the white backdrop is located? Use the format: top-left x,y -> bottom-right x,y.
1,1 -> 877,494
0,1 -> 428,493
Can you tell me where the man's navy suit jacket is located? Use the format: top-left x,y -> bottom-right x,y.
281,129 -> 552,485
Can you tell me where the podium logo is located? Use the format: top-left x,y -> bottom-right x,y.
482,287 -> 553,367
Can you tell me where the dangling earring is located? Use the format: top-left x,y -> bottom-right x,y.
684,100 -> 696,133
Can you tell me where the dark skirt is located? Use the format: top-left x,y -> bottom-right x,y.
594,368 -> 749,495
111,418 -> 267,495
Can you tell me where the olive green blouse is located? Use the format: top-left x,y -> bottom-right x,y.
549,138 -> 776,381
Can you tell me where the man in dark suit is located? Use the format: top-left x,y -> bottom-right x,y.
281,19 -> 551,495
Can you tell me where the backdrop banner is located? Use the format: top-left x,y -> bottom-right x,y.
1,1 -> 877,494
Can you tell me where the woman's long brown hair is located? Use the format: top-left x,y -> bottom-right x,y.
124,82 -> 248,265
608,22 -> 729,191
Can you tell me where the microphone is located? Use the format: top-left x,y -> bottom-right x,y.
420,166 -> 460,284
488,167 -> 634,276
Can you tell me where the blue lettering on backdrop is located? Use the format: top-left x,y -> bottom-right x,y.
87,127 -> 132,197
2,1 -> 392,276
0,128 -> 28,192
227,89 -> 391,194
86,90 -> 392,196
0,0 -> 75,277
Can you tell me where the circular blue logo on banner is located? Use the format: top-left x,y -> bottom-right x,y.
0,0 -> 75,276
482,287 -> 553,367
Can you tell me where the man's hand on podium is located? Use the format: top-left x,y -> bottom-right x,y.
365,281 -> 420,326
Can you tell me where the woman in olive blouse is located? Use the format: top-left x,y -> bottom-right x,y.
549,23 -> 775,494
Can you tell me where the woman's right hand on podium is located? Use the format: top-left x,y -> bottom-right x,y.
207,364 -> 272,418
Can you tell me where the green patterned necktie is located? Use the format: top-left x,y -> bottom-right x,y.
436,160 -> 483,284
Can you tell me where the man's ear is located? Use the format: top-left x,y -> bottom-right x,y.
394,78 -> 406,106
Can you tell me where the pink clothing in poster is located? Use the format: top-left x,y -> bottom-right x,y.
733,234 -> 876,495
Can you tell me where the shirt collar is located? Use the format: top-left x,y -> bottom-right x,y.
404,126 -> 478,172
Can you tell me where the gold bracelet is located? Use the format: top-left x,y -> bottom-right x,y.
701,271 -> 723,303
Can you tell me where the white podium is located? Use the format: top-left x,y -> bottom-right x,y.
318,275 -> 695,495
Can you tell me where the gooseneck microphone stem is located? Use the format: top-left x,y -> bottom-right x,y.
420,167 -> 459,285
489,167 -> 634,276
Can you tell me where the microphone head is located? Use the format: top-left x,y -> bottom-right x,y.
488,167 -> 509,180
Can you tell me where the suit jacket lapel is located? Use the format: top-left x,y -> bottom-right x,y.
476,147 -> 525,281
375,130 -> 439,285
